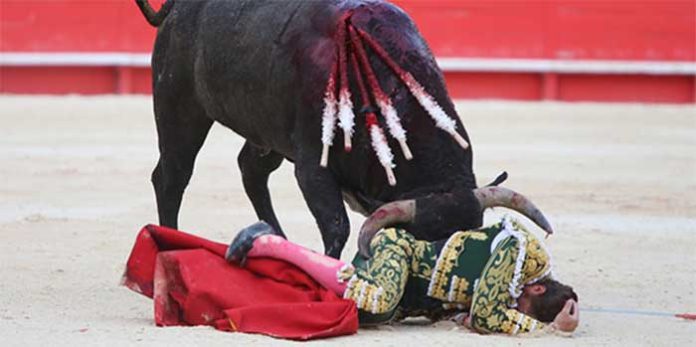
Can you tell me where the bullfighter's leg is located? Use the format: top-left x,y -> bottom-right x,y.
294,158 -> 350,259
237,141 -> 285,237
247,234 -> 352,295
227,223 -> 413,323
226,222 -> 352,295
343,228 -> 413,324
151,101 -> 213,229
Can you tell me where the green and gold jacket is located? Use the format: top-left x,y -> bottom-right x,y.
347,217 -> 552,335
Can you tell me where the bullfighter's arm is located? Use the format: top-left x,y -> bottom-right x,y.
469,236 -> 546,335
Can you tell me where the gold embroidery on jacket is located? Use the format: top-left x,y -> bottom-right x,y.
428,231 -> 488,301
448,275 -> 471,303
410,240 -> 436,280
469,226 -> 549,335
517,222 -> 552,285
345,228 -> 411,315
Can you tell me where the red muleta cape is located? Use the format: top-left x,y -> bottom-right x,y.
122,224 -> 358,340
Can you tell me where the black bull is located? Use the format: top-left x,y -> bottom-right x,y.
136,0 -> 553,258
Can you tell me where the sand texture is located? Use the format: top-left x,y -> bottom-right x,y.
1,96 -> 695,346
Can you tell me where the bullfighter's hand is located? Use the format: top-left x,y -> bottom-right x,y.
553,299 -> 579,332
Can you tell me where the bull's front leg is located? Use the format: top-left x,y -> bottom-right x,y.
294,156 -> 350,259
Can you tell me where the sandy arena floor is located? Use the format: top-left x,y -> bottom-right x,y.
1,96 -> 695,346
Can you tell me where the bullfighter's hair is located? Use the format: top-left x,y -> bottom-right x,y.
320,13 -> 468,185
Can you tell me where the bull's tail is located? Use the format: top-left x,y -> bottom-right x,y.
135,0 -> 174,27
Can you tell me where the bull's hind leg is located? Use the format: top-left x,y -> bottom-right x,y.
237,141 -> 285,237
151,101 -> 213,229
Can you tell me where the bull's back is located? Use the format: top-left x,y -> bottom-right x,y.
153,0 -> 341,157
151,0 -> 473,199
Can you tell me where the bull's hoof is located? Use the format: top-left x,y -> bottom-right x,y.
225,221 -> 282,265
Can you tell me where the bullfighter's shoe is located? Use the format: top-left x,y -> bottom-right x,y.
226,221 -> 283,265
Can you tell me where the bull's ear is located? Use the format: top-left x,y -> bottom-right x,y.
485,171 -> 509,187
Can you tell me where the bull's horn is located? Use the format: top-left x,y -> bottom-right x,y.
473,186 -> 554,235
357,200 -> 415,258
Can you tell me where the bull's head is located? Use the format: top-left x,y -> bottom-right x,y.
357,179 -> 553,258
321,9 -> 554,256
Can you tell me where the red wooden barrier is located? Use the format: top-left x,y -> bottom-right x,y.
1,0 -> 694,103
398,0 -> 695,61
